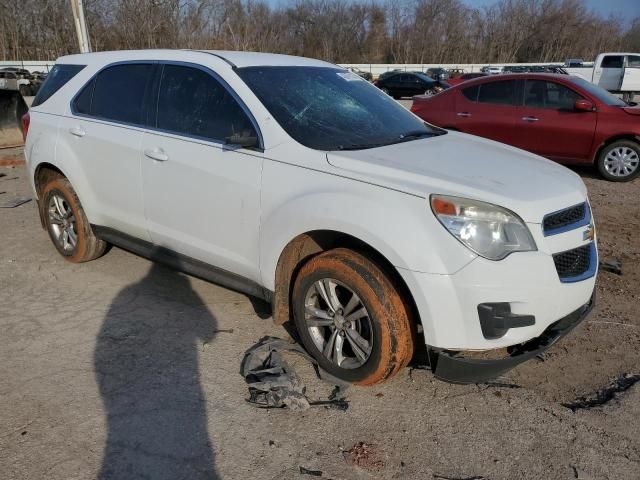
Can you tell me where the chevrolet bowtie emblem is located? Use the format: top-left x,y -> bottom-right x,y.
583,224 -> 595,241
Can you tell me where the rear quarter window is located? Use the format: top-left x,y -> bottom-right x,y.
32,64 -> 85,107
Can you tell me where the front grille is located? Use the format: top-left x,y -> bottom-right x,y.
543,203 -> 587,235
553,244 -> 592,280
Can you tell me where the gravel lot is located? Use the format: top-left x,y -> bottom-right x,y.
1,154 -> 639,479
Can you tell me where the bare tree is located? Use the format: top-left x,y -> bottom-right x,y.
0,0 -> 637,64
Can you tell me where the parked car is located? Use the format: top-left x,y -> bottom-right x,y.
25,51 -> 596,385
426,67 -> 450,81
503,65 -> 529,73
447,72 -> 487,86
527,65 -> 568,74
565,58 -> 585,68
346,67 -> 373,81
564,52 -> 640,100
481,66 -> 502,74
411,73 -> 640,181
374,72 -> 448,98
0,67 -> 37,95
377,69 -> 402,81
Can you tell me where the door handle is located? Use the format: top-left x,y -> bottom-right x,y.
68,126 -> 85,137
144,148 -> 169,162
457,112 -> 472,117
522,116 -> 539,122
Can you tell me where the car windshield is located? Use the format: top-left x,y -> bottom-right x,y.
236,66 -> 444,151
571,77 -> 626,106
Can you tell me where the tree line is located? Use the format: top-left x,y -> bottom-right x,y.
1,0 -> 640,64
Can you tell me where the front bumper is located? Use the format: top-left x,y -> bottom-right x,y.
427,289 -> 595,384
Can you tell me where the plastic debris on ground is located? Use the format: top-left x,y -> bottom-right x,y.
240,336 -> 349,411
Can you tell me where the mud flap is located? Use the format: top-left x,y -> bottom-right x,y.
0,90 -> 28,148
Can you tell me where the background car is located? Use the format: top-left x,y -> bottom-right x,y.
447,72 -> 487,86
411,73 -> 640,181
374,71 -> 448,98
425,67 -> 450,81
346,66 -> 373,81
481,66 -> 503,74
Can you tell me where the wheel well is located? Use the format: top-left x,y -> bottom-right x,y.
34,163 -> 65,197
272,230 -> 420,330
593,134 -> 640,163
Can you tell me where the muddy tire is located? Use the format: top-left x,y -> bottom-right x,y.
597,140 -> 640,182
41,176 -> 107,262
292,248 -> 415,385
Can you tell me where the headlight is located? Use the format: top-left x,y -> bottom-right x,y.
430,195 -> 536,260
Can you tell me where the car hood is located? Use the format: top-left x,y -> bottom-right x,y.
326,131 -> 588,223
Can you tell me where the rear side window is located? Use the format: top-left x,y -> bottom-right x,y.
601,55 -> 624,69
90,64 -> 155,125
156,64 -> 256,142
32,64 -> 85,107
461,84 -> 479,101
627,55 -> 640,68
478,80 -> 518,105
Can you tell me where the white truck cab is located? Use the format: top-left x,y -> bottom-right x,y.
23,50 -> 597,385
567,52 -> 640,99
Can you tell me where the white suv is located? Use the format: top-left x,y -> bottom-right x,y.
24,50 -> 597,385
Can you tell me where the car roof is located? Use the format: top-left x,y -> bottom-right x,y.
453,72 -> 575,88
56,49 -> 337,69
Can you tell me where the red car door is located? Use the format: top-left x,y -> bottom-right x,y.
514,80 -> 597,162
454,80 -> 520,144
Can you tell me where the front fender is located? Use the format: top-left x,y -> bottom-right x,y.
258,159 -> 475,291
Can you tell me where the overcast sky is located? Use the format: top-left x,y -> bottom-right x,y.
463,0 -> 640,18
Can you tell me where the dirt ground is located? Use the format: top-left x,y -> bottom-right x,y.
0,157 -> 638,480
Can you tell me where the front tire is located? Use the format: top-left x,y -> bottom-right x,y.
41,176 -> 107,262
597,140 -> 640,182
292,248 -> 415,385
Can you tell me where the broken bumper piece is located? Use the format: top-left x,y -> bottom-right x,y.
428,289 -> 596,384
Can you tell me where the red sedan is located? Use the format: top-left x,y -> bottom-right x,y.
411,73 -> 640,181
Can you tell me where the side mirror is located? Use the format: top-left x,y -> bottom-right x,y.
225,132 -> 258,149
574,99 -> 595,112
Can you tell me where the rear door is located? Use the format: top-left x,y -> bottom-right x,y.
454,80 -> 520,144
514,80 -> 596,161
621,55 -> 640,92
594,55 -> 624,91
140,63 -> 263,281
59,62 -> 156,240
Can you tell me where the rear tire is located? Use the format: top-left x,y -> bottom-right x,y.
597,140 -> 640,182
41,176 -> 107,262
292,248 -> 415,385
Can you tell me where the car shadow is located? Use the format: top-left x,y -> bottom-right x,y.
94,257 -> 220,479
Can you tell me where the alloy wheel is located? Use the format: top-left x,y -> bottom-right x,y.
303,278 -> 373,369
47,193 -> 78,252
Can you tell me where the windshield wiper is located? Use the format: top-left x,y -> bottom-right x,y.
337,142 -> 387,151
397,130 -> 434,141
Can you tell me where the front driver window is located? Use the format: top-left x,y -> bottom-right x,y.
156,64 -> 256,143
524,81 -> 581,110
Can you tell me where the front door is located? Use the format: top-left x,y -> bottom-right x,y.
140,63 -> 263,281
514,80 -> 597,162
